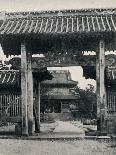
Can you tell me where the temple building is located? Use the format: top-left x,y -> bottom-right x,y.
0,67 -> 78,119
41,70 -> 78,113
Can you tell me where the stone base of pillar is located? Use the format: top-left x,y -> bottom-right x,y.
97,118 -> 116,135
106,119 -> 116,135
34,119 -> 40,133
15,123 -> 22,135
97,117 -> 108,136
28,120 -> 34,135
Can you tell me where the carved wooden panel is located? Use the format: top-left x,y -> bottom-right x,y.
31,57 -> 47,69
8,54 -> 116,69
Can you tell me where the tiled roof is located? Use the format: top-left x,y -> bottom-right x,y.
0,70 -> 77,87
41,86 -> 78,100
0,9 -> 116,35
0,70 -> 20,85
41,70 -> 77,86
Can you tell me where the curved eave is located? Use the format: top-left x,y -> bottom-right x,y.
0,30 -> 115,41
41,95 -> 79,100
41,83 -> 77,87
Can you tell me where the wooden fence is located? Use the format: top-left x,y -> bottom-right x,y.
0,93 -> 21,118
107,91 -> 116,117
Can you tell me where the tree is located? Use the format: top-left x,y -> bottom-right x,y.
71,84 -> 97,119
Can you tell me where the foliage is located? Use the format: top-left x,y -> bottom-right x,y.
71,84 -> 97,119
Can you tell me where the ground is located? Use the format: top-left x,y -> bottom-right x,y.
0,121 -> 115,155
0,139 -> 115,155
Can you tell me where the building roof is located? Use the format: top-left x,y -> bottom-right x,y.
0,8 -> 116,55
0,70 -> 20,86
0,69 -> 78,99
0,9 -> 116,35
41,70 -> 77,87
41,70 -> 78,100
41,88 -> 78,100
0,70 -> 77,87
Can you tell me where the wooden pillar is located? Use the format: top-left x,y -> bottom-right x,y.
96,39 -> 107,134
38,82 -> 41,130
27,51 -> 34,135
37,82 -> 41,132
21,41 -> 28,136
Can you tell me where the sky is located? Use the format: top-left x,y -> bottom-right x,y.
0,0 -> 116,12
1,0 -> 114,90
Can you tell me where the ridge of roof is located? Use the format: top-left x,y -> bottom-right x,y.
5,8 -> 116,14
42,70 -> 77,85
1,8 -> 116,20
48,70 -> 70,74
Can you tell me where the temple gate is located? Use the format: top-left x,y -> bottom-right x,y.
0,8 -> 116,135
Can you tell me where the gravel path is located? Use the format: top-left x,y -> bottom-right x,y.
0,121 -> 115,155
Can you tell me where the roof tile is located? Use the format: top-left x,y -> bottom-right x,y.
0,13 -> 116,34
0,70 -> 20,85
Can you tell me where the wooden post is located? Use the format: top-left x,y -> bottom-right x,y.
38,82 -> 41,129
35,82 -> 41,132
27,51 -> 34,135
96,39 -> 107,134
21,41 -> 28,136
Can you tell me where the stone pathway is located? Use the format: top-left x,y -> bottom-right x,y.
53,121 -> 85,135
33,121 -> 85,139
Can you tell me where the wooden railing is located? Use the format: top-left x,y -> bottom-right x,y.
0,93 -> 21,117
107,92 -> 116,117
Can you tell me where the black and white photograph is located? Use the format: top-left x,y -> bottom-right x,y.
0,0 -> 115,154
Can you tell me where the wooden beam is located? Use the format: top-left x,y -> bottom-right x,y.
96,39 -> 107,134
21,41 -> 28,136
27,51 -> 34,135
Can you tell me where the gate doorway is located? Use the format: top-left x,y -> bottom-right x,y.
0,9 -> 116,135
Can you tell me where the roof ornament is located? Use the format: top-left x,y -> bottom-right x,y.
95,9 -> 116,15
6,12 -> 32,20
57,12 -> 63,16
0,11 -> 6,20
